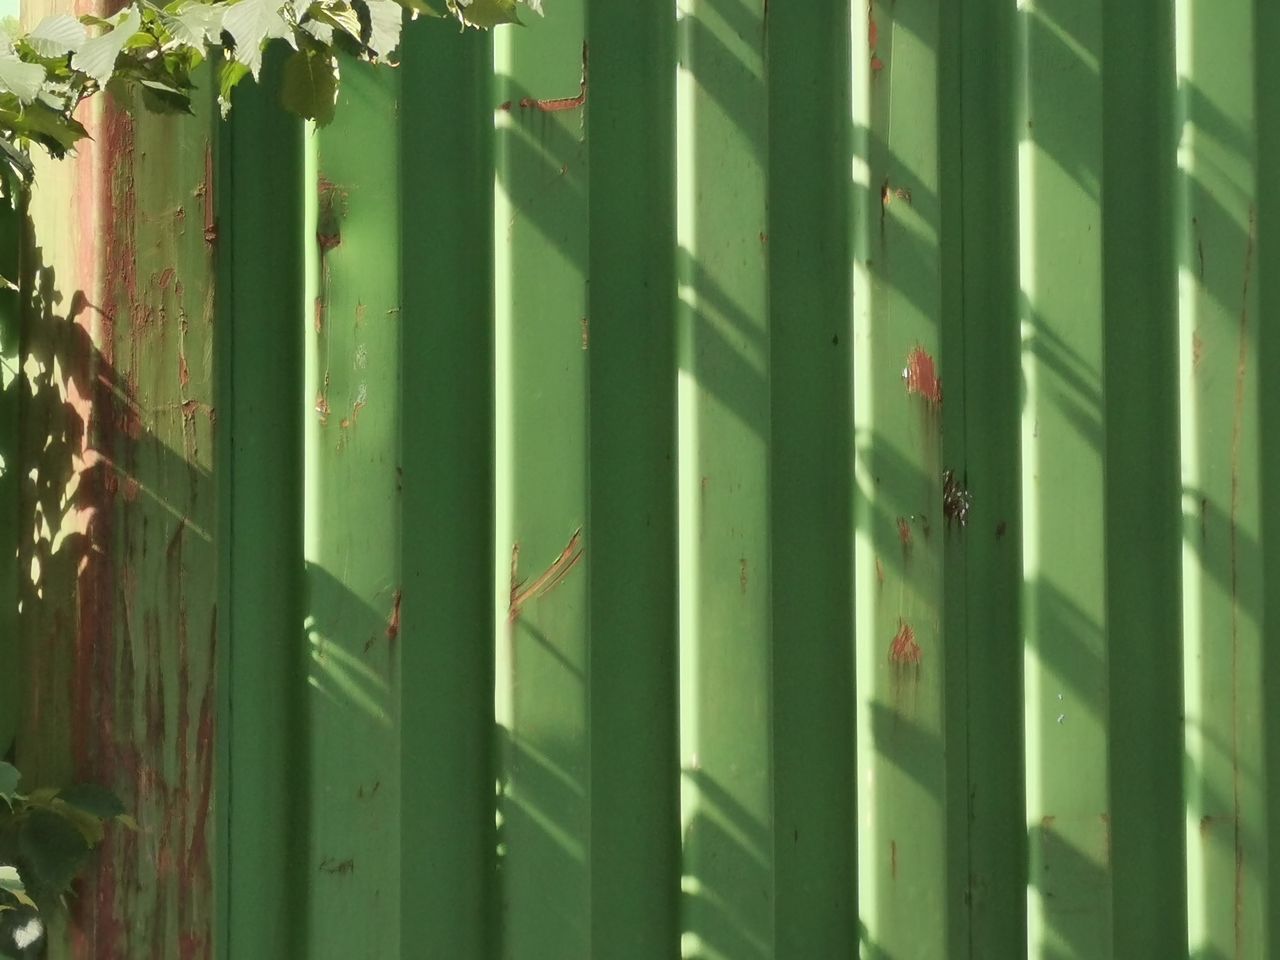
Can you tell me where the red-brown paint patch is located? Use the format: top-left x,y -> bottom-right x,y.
905,346 -> 942,406
871,55 -> 884,73
889,620 -> 921,665
897,516 -> 912,550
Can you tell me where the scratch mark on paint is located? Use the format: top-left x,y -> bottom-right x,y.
509,528 -> 584,624
386,589 -> 402,643
520,42 -> 588,112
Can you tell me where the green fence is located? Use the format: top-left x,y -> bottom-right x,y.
4,0 -> 1280,957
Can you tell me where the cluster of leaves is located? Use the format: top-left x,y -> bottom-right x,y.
0,761 -> 134,921
0,0 -> 537,194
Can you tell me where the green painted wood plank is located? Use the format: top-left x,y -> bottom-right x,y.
493,8 -> 591,957
852,1 -> 951,956
1175,2 -> 1269,956
766,1 -> 856,957
304,58 -> 404,957
586,0 -> 680,956
675,0 -> 772,956
398,19 -> 496,960
1017,2 -> 1112,957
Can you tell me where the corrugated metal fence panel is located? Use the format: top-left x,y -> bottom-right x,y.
9,1 -> 1280,958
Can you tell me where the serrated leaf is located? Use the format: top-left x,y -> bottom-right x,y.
56,784 -> 124,820
222,0 -> 291,78
457,0 -> 519,28
523,0 -> 542,14
28,14 -> 88,57
217,58 -> 248,116
17,811 -> 91,897
308,1 -> 360,41
358,0 -> 400,57
393,0 -> 445,16
0,102 -> 89,155
0,864 -> 36,910
301,20 -> 333,43
71,6 -> 141,86
280,44 -> 336,124
0,761 -> 18,798
0,54 -> 47,104
164,2 -> 228,47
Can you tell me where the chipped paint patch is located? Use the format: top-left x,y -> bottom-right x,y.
904,346 -> 942,407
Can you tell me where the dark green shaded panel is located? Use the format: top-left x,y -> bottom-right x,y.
219,55 -> 308,960
1175,3 -> 1268,955
399,20 -> 496,960
955,1 -> 1026,957
305,57 -> 403,956
766,0 -> 855,957
0,193 -> 17,761
852,1 -> 950,955
1101,2 -> 1186,957
1257,0 -> 1280,953
586,0 -> 679,956
493,8 -> 592,957
676,0 -> 773,956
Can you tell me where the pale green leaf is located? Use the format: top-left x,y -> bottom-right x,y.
456,0 -> 519,28
28,14 -> 88,57
223,0 -> 291,78
0,53 -> 46,103
280,44 -> 336,124
0,761 -> 18,798
71,6 -> 141,86
164,2 -> 229,47
0,864 -> 36,910
359,0 -> 400,58
217,58 -> 248,116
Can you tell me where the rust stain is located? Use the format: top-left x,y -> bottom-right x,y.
871,55 -> 884,73
178,353 -> 190,389
201,141 -> 216,245
942,470 -> 972,528
317,176 -> 348,251
386,589 -> 402,643
889,619 -> 922,665
123,477 -> 140,502
875,557 -> 885,589
904,345 -> 942,407
498,100 -> 512,111
315,372 -> 331,425
897,516 -> 912,552
520,42 -> 588,112
1229,204 -> 1254,960
509,528 -> 584,624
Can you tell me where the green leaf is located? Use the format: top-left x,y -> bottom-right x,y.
0,762 -> 18,798
71,6 -> 141,86
457,0 -> 519,27
55,784 -> 124,821
27,14 -> 88,57
217,58 -> 248,116
0,864 -> 36,910
0,52 -> 47,104
280,44 -> 336,125
114,813 -> 139,831
164,1 -> 229,47
357,0 -> 400,58
307,1 -> 361,42
0,102 -> 90,155
17,810 -> 91,897
222,0 -> 291,78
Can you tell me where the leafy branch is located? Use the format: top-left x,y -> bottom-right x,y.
0,0 -> 536,193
